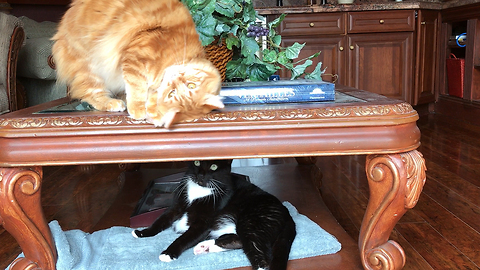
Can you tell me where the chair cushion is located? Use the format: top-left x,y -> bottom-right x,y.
16,16 -> 58,80
17,37 -> 56,80
0,13 -> 23,113
19,16 -> 57,39
0,14 -> 23,87
0,84 -> 8,114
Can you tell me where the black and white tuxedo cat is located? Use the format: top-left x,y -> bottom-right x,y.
132,159 -> 296,270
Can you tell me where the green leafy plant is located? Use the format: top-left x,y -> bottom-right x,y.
181,0 -> 324,81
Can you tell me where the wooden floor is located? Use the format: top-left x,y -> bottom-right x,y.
318,113 -> 480,270
1,113 -> 480,269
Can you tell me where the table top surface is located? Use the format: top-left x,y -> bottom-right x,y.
0,86 -> 420,167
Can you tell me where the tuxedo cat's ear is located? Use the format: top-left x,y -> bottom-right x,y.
204,94 -> 224,109
155,109 -> 179,128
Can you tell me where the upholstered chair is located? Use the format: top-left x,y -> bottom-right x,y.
0,12 -> 25,114
16,16 -> 67,106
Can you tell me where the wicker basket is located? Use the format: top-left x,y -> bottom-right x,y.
204,39 -> 233,81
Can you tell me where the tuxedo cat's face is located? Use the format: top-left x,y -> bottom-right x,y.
185,160 -> 232,187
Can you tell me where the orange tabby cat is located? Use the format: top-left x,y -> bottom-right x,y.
52,0 -> 223,128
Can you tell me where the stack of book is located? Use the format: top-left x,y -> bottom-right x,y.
219,79 -> 335,105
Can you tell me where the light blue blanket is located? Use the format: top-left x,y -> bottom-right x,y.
9,202 -> 341,270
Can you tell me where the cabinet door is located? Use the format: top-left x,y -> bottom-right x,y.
347,32 -> 414,102
281,35 -> 346,83
414,10 -> 439,105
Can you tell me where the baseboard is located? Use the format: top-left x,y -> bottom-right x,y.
413,103 -> 435,117
434,95 -> 480,126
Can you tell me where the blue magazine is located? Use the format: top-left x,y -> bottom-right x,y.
220,79 -> 335,104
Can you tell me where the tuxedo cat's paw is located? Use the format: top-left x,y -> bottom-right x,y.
105,98 -> 126,112
159,253 -> 176,262
132,229 -> 152,238
194,239 -> 227,255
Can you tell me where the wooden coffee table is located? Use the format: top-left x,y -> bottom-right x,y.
0,85 -> 425,270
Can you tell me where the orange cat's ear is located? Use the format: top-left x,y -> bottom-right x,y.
154,109 -> 179,129
204,95 -> 224,109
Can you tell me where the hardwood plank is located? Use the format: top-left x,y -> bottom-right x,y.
389,229 -> 434,270
332,155 -> 370,196
0,232 -> 22,269
410,193 -> 480,266
420,128 -> 480,165
395,223 -> 478,269
422,174 -> 480,234
316,157 -> 369,240
319,175 -> 361,242
424,160 -> 480,207
419,142 -> 480,188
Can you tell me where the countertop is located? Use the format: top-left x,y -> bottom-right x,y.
256,0 -> 480,14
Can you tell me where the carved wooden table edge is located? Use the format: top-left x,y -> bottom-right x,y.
0,87 -> 426,270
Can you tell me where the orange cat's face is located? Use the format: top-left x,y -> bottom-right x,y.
145,60 -> 223,128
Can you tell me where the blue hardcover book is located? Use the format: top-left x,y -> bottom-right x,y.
219,79 -> 335,105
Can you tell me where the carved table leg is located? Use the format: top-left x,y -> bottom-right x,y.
0,167 -> 57,270
360,150 -> 426,270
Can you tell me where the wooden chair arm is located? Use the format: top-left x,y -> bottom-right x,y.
7,25 -> 26,111
47,54 -> 56,70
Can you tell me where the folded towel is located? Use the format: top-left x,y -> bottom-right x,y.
9,202 -> 341,270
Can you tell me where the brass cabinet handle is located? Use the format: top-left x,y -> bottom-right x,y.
350,45 -> 354,50
379,19 -> 385,24
421,21 -> 426,25
309,22 -> 315,27
339,46 -> 344,51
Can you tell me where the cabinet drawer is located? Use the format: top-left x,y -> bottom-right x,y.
279,13 -> 346,36
348,10 -> 415,33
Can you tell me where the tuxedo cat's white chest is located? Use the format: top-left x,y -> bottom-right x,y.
187,180 -> 213,204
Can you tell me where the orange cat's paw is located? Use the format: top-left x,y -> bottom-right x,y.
105,99 -> 126,112
145,114 -> 162,126
127,102 -> 147,120
147,110 -> 178,128
146,107 -> 159,119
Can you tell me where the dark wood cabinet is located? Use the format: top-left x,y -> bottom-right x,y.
279,13 -> 346,83
414,10 -> 439,105
282,35 -> 346,83
273,9 -> 439,106
347,32 -> 413,101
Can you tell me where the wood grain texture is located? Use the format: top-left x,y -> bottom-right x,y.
2,113 -> 477,269
0,87 -> 420,167
319,113 -> 480,270
0,88 -> 423,270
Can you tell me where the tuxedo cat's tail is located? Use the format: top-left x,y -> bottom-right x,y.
269,217 -> 296,270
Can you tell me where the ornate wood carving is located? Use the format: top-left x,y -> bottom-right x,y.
0,167 -> 56,270
0,102 -> 416,129
360,150 -> 426,270
0,87 -> 424,269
